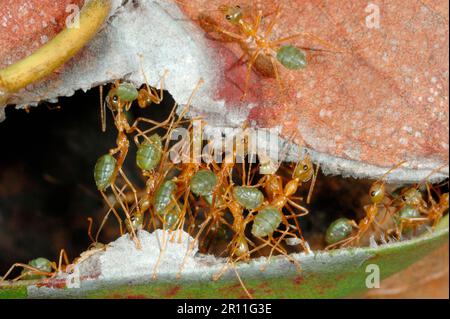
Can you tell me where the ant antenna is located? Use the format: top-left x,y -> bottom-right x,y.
100,85 -> 106,132
379,160 -> 407,181
413,163 -> 449,193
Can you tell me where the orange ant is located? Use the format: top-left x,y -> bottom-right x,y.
94,71 -> 170,247
390,165 -> 448,237
424,180 -> 449,229
1,250 -> 70,282
212,155 -> 303,280
64,218 -> 107,274
192,2 -> 338,100
257,154 -> 319,252
326,161 -> 407,249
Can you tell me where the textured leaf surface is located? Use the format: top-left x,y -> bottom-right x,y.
178,0 -> 449,178
0,216 -> 447,299
0,0 -> 447,182
0,0 -> 85,68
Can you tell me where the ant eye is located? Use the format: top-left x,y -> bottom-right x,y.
371,191 -> 376,197
236,5 -> 241,9
402,196 -> 407,201
303,164 -> 309,171
225,14 -> 231,20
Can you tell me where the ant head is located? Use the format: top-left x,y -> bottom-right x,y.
369,181 -> 385,204
401,187 -> 422,206
293,155 -> 314,182
106,87 -> 121,112
369,160 -> 406,204
220,5 -> 243,24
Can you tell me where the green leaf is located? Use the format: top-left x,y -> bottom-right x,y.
1,215 -> 447,299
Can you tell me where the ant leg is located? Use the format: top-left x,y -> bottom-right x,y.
426,182 -> 437,206
279,227 -> 312,254
87,217 -> 96,244
273,32 -> 345,53
253,6 -> 263,34
139,57 -> 168,105
270,34 -> 302,46
325,235 -> 356,250
373,218 -> 387,232
1,264 -> 51,282
259,231 -> 288,272
267,53 -> 286,100
119,168 -> 140,215
99,85 -> 106,132
111,184 -> 141,249
264,5 -> 281,38
396,221 -> 404,239
283,206 -> 309,250
231,262 -> 253,299
109,141 -> 128,185
213,222 -> 256,282
129,126 -> 154,146
209,24 -> 247,42
118,169 -> 144,249
96,184 -> 127,241
99,190 -> 124,236
432,216 -> 443,229
152,226 -> 169,279
212,244 -> 245,282
341,235 -> 359,247
287,199 -> 309,216
227,53 -> 248,72
253,236 -> 302,272
176,78 -> 204,121
56,249 -> 70,274
241,50 -> 262,101
379,206 -> 396,226
132,117 -> 171,136
204,219 -> 227,253
131,101 -> 178,135
153,69 -> 169,103
307,163 -> 320,204
177,216 -> 212,279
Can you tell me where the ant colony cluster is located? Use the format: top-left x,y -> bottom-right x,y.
0,2 -> 448,298
1,75 -> 447,292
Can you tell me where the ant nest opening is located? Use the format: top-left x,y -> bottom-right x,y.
0,83 -> 448,287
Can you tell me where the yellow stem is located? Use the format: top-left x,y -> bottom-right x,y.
0,0 -> 111,105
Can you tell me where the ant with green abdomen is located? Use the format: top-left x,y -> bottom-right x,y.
187,1 -> 340,100
325,161 -> 407,249
94,71 -> 170,247
1,250 -> 70,282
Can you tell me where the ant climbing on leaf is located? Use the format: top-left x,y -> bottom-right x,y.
1,250 -> 70,282
325,161 -> 407,249
256,154 -> 319,254
388,164 -> 448,238
94,70 -> 170,248
186,1 -> 340,100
